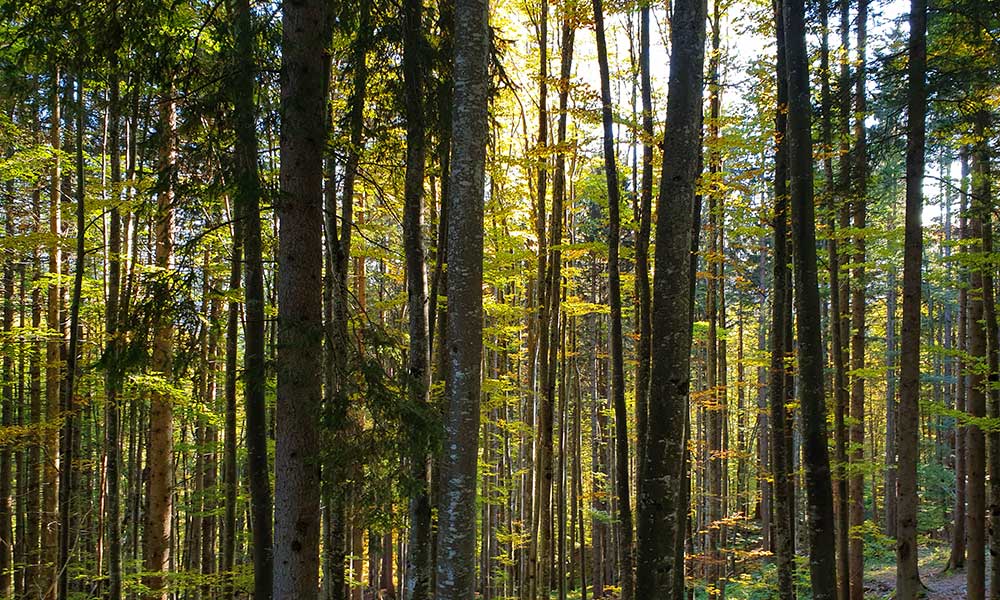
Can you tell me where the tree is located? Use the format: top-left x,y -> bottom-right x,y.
144,79 -> 177,600
273,0 -> 330,595
895,0 -> 926,594
432,0 -> 489,593
636,0 -> 707,594
592,0 -> 634,595
233,0 -> 273,595
401,0 -> 433,589
782,0 -> 838,594
770,1 -> 795,596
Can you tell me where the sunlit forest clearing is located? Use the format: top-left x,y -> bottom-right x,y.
0,0 -> 996,597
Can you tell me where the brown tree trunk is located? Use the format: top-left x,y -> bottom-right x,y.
966,117 -> 990,600
848,3 -> 868,597
948,150 -> 971,571
770,4 -> 794,596
273,0 -> 330,595
783,0 -> 839,594
401,0 -> 432,589
896,0 -> 927,594
232,0 -> 274,595
591,0 -> 634,595
144,86 -> 176,600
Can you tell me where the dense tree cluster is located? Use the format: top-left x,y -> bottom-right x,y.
0,0 -> 997,598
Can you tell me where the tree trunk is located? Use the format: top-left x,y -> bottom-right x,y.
105,46 -> 124,600
232,0 -> 274,595
432,0 -> 489,592
897,0 -> 927,593
273,0 -> 330,595
43,66 -> 62,600
144,85 -> 176,600
948,150 -> 971,571
402,0 -> 432,589
782,0 -> 839,594
635,0 -> 706,593
770,4 -> 794,596
591,0 -> 634,596
848,3 -> 868,597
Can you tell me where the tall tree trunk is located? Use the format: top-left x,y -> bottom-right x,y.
105,45 -> 124,600
948,150 -> 971,571
232,0 -> 274,595
432,0 -> 489,592
782,0 -> 838,594
274,0 -> 330,595
884,268 -> 899,538
896,0 -> 927,594
635,0 -> 706,593
705,1 -> 723,593
402,0 -> 432,589
634,0 -> 653,501
848,2 -> 868,597
43,65 -> 62,600
144,84 -> 176,600
770,4 -> 794,596
966,115 -> 992,600
591,0 -> 634,596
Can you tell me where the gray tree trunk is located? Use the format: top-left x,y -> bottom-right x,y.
433,0 -> 489,593
635,0 -> 706,594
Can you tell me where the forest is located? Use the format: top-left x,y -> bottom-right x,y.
0,0 -> 996,597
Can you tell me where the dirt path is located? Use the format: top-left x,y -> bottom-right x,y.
867,548 -> 973,599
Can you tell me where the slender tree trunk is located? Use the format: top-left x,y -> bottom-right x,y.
770,5 -> 794,596
401,0 -> 432,589
847,3 -> 868,597
948,150 -> 970,571
232,0 -> 274,595
273,0 -> 330,595
634,0 -> 653,501
432,0 -> 489,592
966,115 -> 990,600
105,47 -> 124,600
43,66 -> 62,600
591,0 -> 633,596
783,0 -> 838,594
885,268 -> 899,538
896,1 -> 926,595
635,0 -> 706,593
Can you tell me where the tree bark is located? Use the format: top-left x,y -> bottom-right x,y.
401,0 -> 432,590
144,85 -> 176,600
635,0 -> 706,593
770,4 -> 795,595
432,0 -> 489,593
848,3 -> 868,597
274,0 -> 330,595
232,0 -> 274,595
896,0 -> 927,594
591,0 -> 634,596
782,0 -> 839,594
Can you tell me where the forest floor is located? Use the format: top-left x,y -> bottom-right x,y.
866,545 -> 974,599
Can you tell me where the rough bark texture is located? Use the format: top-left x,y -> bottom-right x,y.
635,0 -> 706,594
895,0 -> 926,595
432,0 -> 489,593
143,88 -> 176,600
782,0 -> 839,595
274,0 -> 329,595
